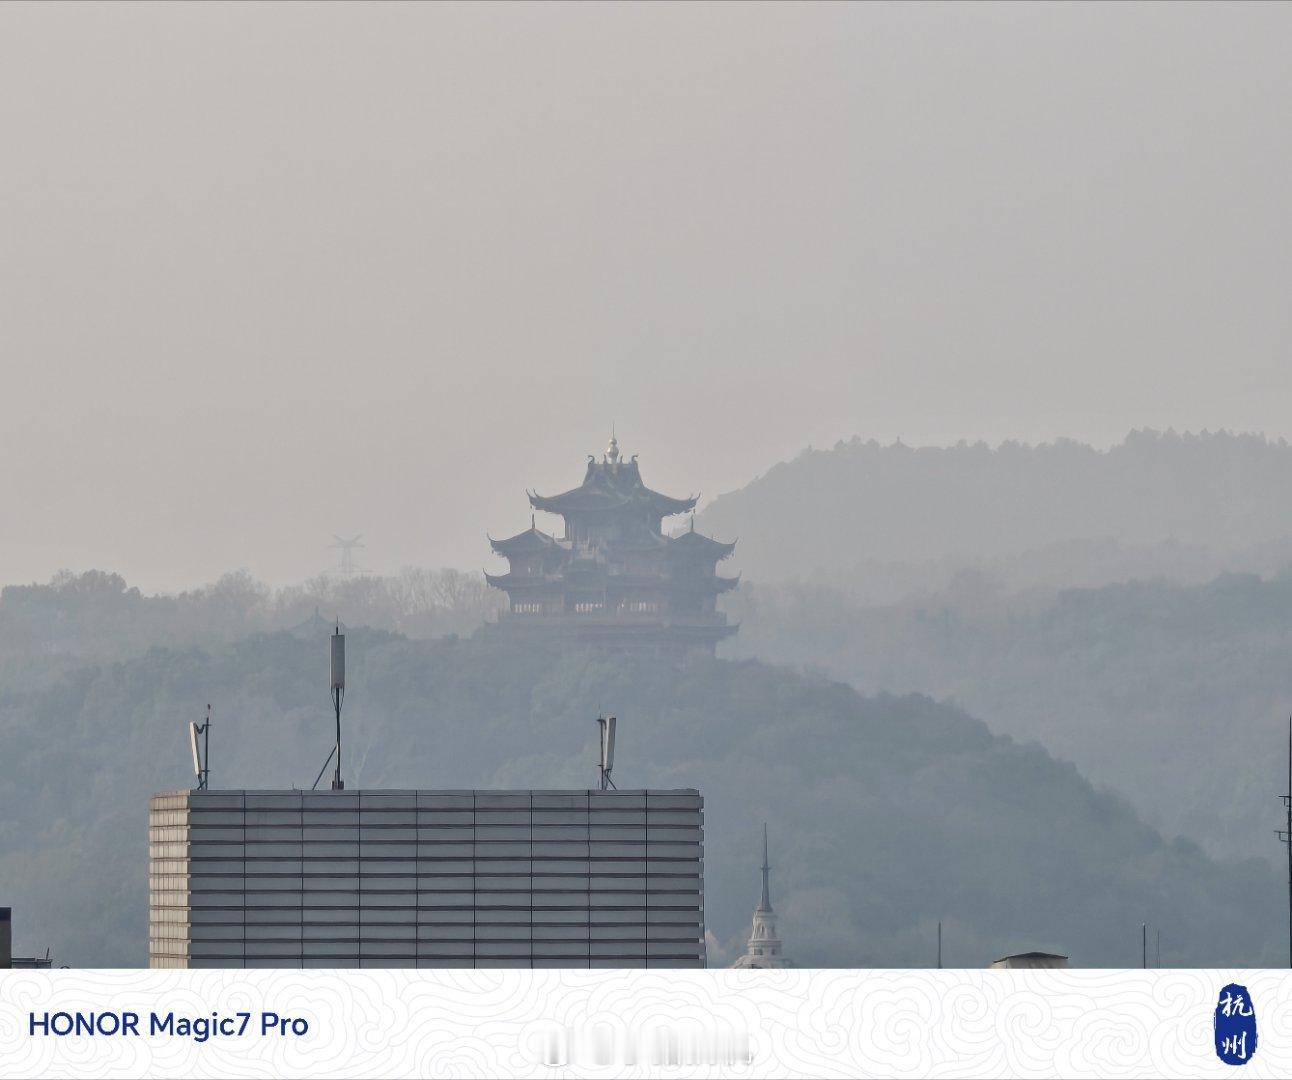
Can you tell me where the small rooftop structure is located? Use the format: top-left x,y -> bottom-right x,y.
990,951 -> 1069,969
0,907 -> 53,969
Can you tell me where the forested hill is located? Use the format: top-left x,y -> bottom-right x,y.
697,430 -> 1292,592
725,570 -> 1292,864
0,567 -> 498,682
0,629 -> 1280,968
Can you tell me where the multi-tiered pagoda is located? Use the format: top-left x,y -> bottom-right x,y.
486,435 -> 738,653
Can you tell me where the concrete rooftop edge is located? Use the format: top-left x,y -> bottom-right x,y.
152,788 -> 702,798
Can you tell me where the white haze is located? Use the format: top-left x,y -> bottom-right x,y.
1,2 -> 1290,590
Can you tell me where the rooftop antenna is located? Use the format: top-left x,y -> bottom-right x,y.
330,534 -> 365,578
330,623 -> 345,790
937,921 -> 942,969
188,704 -> 211,790
1279,716 -> 1292,968
596,714 -> 617,791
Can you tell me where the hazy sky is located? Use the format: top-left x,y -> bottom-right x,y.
2,2 -> 1290,590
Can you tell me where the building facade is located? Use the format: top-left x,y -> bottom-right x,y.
486,436 -> 738,653
732,824 -> 792,968
149,787 -> 705,968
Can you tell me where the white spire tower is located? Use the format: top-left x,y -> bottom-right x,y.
732,823 -> 793,968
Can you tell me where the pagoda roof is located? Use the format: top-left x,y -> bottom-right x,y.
667,526 -> 736,560
488,524 -> 564,557
615,522 -> 672,551
484,571 -> 561,589
529,455 -> 697,517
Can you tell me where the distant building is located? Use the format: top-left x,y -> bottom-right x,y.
486,435 -> 738,654
732,824 -> 792,968
149,787 -> 705,968
287,607 -> 344,640
990,951 -> 1069,969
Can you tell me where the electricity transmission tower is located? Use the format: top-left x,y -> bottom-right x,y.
330,534 -> 366,578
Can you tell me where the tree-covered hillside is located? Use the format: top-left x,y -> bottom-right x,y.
698,430 -> 1292,597
0,629 -> 1280,968
0,567 -> 499,683
725,571 -> 1292,862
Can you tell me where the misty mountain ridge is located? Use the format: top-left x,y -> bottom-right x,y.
698,429 -> 1292,597
7,424 -> 1292,967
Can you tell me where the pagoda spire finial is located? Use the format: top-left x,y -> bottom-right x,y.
606,427 -> 621,464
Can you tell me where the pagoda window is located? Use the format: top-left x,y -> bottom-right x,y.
574,600 -> 604,614
513,601 -> 544,614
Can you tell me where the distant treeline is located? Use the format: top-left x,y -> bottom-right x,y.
0,567 -> 502,677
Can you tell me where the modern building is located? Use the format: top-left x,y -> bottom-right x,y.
989,951 -> 1069,969
486,435 -> 738,653
732,824 -> 792,968
149,787 -> 705,968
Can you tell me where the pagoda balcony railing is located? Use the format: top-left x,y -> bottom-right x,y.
500,609 -> 728,626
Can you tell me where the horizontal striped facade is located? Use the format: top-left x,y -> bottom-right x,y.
149,788 -> 705,968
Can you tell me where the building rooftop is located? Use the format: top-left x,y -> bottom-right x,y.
158,787 -> 701,799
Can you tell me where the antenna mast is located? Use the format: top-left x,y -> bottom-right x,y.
331,625 -> 345,790
1279,716 -> 1292,968
188,705 -> 211,790
596,715 -> 617,791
